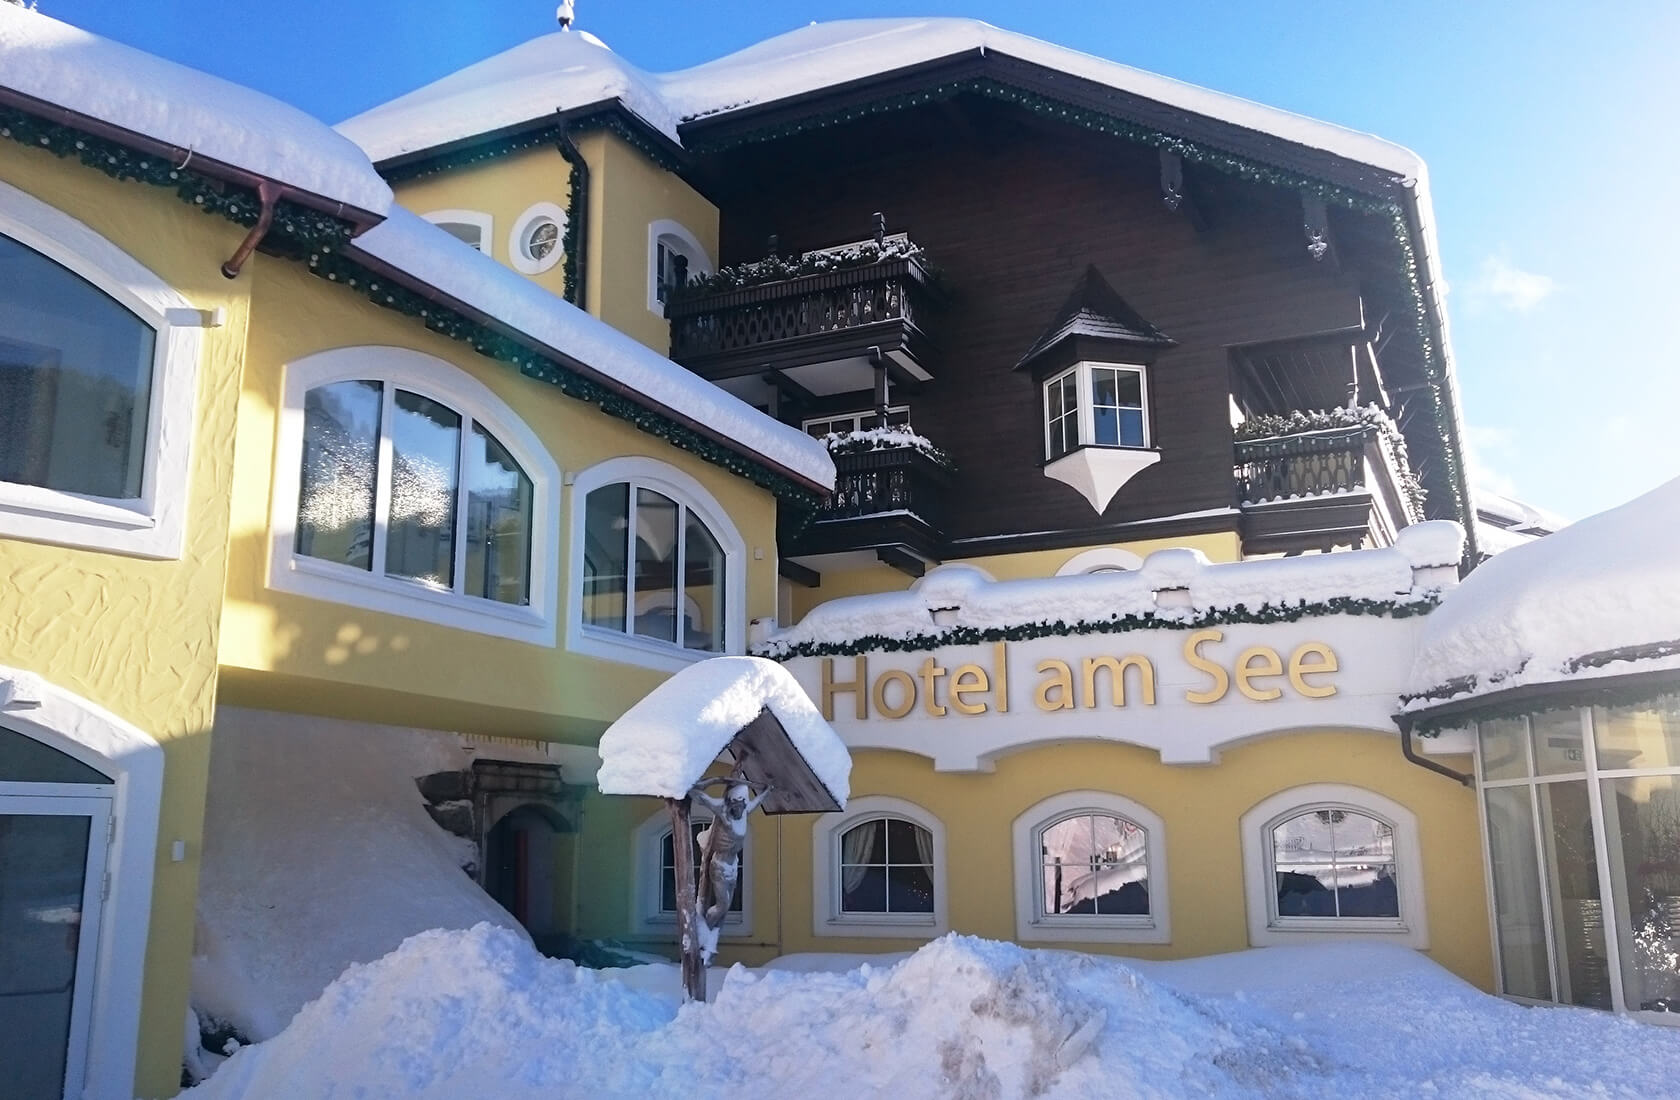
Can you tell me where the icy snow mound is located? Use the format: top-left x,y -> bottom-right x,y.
1406,476 -> 1680,704
192,710 -> 520,1041
596,655 -> 850,804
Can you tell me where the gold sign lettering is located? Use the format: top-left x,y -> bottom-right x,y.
1289,642 -> 1339,698
822,655 -> 868,720
949,664 -> 990,715
1034,659 -> 1076,712
1234,645 -> 1285,701
1182,629 -> 1230,704
872,668 -> 917,719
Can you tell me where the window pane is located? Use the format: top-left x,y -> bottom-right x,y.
386,390 -> 461,589
1537,780 -> 1612,1008
660,831 -> 677,912
1602,774 -> 1680,1012
840,864 -> 887,913
1117,408 -> 1146,448
463,425 -> 531,605
1531,709 -> 1587,776
1276,867 -> 1338,917
1479,718 -> 1530,781
1092,404 -> 1119,447
0,725 -> 111,784
683,510 -> 725,652
1484,785 -> 1554,1000
0,232 -> 154,500
297,380 -> 382,570
1273,810 -> 1397,919
887,865 -> 935,913
1595,694 -> 1680,772
632,488 -> 679,645
1113,370 -> 1143,407
583,484 -> 629,632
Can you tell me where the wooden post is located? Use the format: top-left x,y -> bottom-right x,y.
667,795 -> 706,1003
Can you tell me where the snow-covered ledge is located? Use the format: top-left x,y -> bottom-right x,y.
1043,446 -> 1159,514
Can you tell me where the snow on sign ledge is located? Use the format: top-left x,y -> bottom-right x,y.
597,656 -> 850,807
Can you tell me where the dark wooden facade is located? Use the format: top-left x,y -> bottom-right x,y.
682,95 -> 1448,560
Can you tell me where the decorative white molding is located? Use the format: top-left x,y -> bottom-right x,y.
0,662 -> 163,1100
1239,783 -> 1428,949
811,795 -> 948,939
420,209 -> 493,252
1011,789 -> 1171,944
0,179 -> 201,559
565,455 -> 746,672
646,219 -> 714,315
268,346 -> 561,645
508,202 -> 567,275
1044,446 -> 1161,515
1056,546 -> 1145,575
632,808 -> 752,938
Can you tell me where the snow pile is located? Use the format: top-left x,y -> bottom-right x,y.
0,6 -> 391,214
185,926 -> 1680,1099
823,424 -> 952,468
191,709 -> 520,1043
1405,476 -> 1680,706
764,527 -> 1452,657
348,207 -> 835,490
596,656 -> 849,805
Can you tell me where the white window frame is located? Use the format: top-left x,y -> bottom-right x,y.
421,209 -> 493,253
647,219 -> 714,315
269,346 -> 561,645
567,455 -> 745,672
811,795 -> 947,938
631,809 -> 752,938
0,662 -> 163,1100
800,406 -> 912,437
1240,783 -> 1428,948
1011,790 -> 1170,944
0,179 -> 203,560
508,202 -> 567,275
1055,547 -> 1145,575
1041,361 -> 1150,460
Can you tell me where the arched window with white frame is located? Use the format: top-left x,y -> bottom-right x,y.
269,346 -> 560,644
632,809 -> 751,937
647,219 -> 713,314
811,796 -> 946,938
568,456 -> 744,671
1056,547 -> 1144,576
421,209 -> 493,253
1240,784 -> 1427,948
1011,790 -> 1170,943
0,179 -> 203,559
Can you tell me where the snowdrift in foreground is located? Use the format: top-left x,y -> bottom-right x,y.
185,925 -> 1680,1099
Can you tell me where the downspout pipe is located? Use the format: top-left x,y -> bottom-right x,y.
554,123 -> 589,309
220,180 -> 281,279
1395,715 -> 1474,787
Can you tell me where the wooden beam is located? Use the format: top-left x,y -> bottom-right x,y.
877,545 -> 926,578
778,557 -> 821,589
764,368 -> 818,407
667,795 -> 705,1003
1301,192 -> 1337,268
1158,149 -> 1207,232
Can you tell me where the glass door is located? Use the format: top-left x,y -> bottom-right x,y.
0,790 -> 111,1100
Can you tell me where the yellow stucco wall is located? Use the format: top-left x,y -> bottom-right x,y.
0,146 -> 249,1097
218,253 -> 781,741
391,146 -> 572,302
789,531 -> 1244,622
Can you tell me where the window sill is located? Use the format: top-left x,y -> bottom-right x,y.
817,912 -> 945,939
569,623 -> 727,673
1252,920 -> 1422,948
1023,915 -> 1169,944
272,555 -> 554,646
0,483 -> 179,560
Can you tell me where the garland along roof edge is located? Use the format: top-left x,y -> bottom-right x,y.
0,105 -> 826,508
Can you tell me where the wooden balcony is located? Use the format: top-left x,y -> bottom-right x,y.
1234,422 -> 1423,554
786,444 -> 951,568
666,254 -> 942,388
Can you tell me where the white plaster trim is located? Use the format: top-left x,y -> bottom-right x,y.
0,663 -> 163,1100
647,219 -> 714,315
0,179 -> 201,560
565,455 -> 746,672
1011,790 -> 1170,944
508,201 -> 567,275
631,809 -> 752,938
1043,447 -> 1161,515
1239,783 -> 1428,949
268,346 -> 561,645
1055,547 -> 1145,575
811,795 -> 947,938
420,208 -> 493,252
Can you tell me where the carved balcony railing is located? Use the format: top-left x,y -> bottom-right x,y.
1235,425 -> 1374,505
790,444 -> 951,560
665,255 -> 942,378
1234,422 -> 1422,553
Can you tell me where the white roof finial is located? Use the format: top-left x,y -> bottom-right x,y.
557,1 -> 576,30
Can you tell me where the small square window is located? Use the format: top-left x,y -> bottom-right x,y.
1042,363 -> 1149,460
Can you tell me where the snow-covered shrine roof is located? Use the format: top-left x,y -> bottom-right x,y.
597,657 -> 850,810
1402,476 -> 1680,714
0,7 -> 392,217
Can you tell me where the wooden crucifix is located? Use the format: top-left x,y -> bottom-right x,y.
668,769 -> 772,1003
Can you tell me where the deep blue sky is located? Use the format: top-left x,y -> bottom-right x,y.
38,0 -> 1680,520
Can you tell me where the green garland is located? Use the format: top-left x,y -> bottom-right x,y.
755,593 -> 1439,661
379,109 -> 685,184
673,239 -> 934,298
1235,404 -> 1426,518
1411,681 -> 1680,738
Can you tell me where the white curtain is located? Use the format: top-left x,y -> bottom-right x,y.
840,820 -> 879,894
912,822 -> 934,868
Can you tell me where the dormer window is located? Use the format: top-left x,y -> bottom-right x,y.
1042,363 -> 1149,460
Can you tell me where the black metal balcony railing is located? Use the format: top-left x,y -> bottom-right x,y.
1234,425 -> 1373,505
821,444 -> 949,527
666,257 -> 938,367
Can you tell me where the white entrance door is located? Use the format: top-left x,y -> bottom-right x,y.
0,787 -> 112,1100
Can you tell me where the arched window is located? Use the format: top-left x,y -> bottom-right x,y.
647,220 -> 713,313
811,796 -> 946,937
0,179 -> 202,558
271,347 -> 559,644
421,209 -> 492,253
1240,784 -> 1426,947
569,457 -> 744,670
509,202 -> 566,276
1055,547 -> 1144,575
1011,791 -> 1169,943
632,810 -> 750,936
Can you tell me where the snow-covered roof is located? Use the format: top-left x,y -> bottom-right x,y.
1404,476 -> 1680,710
1474,488 -> 1568,535
596,656 -> 850,806
338,18 -> 1422,179
0,7 -> 391,216
348,209 -> 834,489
